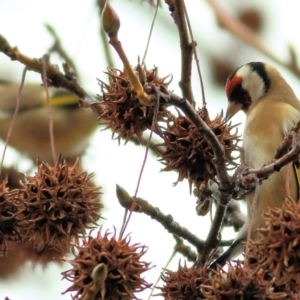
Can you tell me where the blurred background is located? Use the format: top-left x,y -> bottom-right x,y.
1,0 -> 300,299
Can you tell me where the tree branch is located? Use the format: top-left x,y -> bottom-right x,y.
0,34 -> 99,110
166,0 -> 195,105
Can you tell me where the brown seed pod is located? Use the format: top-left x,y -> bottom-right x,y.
201,261 -> 292,299
0,179 -> 20,255
16,159 -> 102,252
95,67 -> 171,143
62,228 -> 152,299
158,107 -> 240,190
158,262 -> 208,300
247,197 -> 300,286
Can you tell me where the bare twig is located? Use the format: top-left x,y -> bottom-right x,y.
181,1 -> 206,106
274,121 -> 300,159
45,23 -> 79,77
116,184 -> 206,251
235,132 -> 300,192
173,235 -> 197,262
119,88 -> 160,239
100,2 -> 152,106
0,34 -> 99,110
142,0 -> 160,63
166,0 -> 195,106
0,68 -> 26,177
41,55 -> 56,164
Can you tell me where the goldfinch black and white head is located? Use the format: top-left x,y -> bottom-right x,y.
225,62 -> 272,118
225,62 -> 300,120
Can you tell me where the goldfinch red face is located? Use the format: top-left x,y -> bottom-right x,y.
225,62 -> 271,119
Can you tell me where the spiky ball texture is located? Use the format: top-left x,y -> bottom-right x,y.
247,197 -> 300,286
62,228 -> 152,300
96,67 -> 171,143
158,263 -> 208,300
0,179 -> 19,255
201,261 -> 292,299
16,159 -> 102,252
158,108 -> 239,190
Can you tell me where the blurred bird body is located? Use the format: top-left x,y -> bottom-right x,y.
0,82 -> 98,162
210,62 -> 300,268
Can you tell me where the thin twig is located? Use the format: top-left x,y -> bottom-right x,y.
244,176 -> 259,258
236,133 -> 300,191
167,0 -> 195,106
0,68 -> 27,177
109,36 -> 153,106
119,88 -> 160,240
142,0 -> 160,63
117,185 -> 206,251
147,247 -> 176,300
41,55 -> 56,164
45,23 -> 80,77
0,34 -> 99,111
182,1 -> 206,106
173,235 -> 197,262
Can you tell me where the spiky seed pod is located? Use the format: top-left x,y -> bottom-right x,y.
16,159 -> 102,252
158,263 -> 208,300
95,67 -> 171,143
247,197 -> 300,286
0,179 -> 20,255
158,108 -> 240,190
62,228 -> 152,300
201,261 -> 291,299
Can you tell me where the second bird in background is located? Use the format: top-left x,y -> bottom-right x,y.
0,81 -> 99,163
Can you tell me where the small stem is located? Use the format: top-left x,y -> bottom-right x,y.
109,37 -> 152,106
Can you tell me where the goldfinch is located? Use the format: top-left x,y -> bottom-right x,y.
210,62 -> 300,268
0,81 -> 98,162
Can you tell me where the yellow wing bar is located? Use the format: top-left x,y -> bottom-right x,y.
41,92 -> 79,107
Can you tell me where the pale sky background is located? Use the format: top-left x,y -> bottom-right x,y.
1,0 -> 300,299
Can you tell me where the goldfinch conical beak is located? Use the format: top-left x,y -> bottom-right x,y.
225,102 -> 243,121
